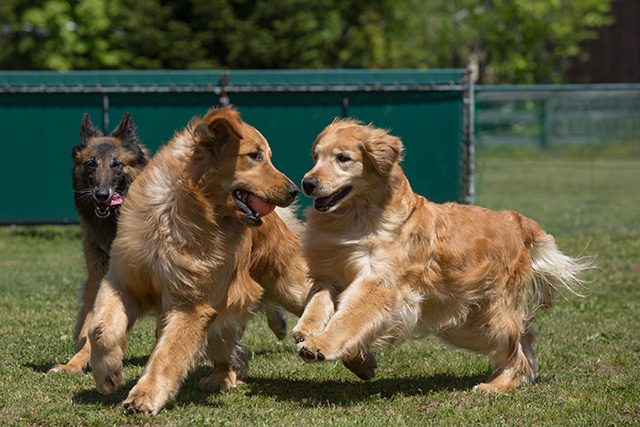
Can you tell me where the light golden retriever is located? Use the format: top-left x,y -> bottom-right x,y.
88,107 -> 311,414
292,119 -> 593,393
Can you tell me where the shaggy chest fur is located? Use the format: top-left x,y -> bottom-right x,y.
110,149 -> 264,318
304,190 -> 431,285
304,220 -> 399,288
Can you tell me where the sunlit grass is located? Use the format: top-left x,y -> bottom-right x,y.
0,152 -> 639,425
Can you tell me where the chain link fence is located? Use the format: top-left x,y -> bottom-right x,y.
476,84 -> 640,149
474,84 -> 640,235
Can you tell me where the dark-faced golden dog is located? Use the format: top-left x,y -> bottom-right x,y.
88,107 -> 310,414
293,119 -> 593,393
51,113 -> 149,373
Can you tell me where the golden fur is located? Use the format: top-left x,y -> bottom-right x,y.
89,107 -> 310,414
293,119 -> 593,393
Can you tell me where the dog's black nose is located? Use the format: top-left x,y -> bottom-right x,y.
302,177 -> 318,196
287,183 -> 300,200
94,188 -> 111,202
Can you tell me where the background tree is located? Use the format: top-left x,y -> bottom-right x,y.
446,0 -> 616,83
0,0 -> 615,84
0,0 -> 128,70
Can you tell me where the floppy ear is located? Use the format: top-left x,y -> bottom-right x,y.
196,107 -> 245,153
363,130 -> 404,176
73,113 -> 102,159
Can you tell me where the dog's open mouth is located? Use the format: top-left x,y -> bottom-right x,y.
94,193 -> 123,218
233,189 -> 275,226
314,186 -> 352,212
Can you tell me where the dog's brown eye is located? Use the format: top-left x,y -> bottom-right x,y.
337,154 -> 351,163
85,158 -> 97,169
111,159 -> 123,169
248,152 -> 263,162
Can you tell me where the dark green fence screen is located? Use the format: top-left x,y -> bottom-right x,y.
0,69 -> 472,224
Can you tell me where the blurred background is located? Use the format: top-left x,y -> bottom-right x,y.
1,0 -> 639,233
0,0 -> 636,84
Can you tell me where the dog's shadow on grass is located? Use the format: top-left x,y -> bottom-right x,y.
243,372 -> 488,407
71,378 -> 223,411
71,365 -> 236,411
71,365 -> 487,411
72,378 -> 137,408
39,354 -> 486,411
26,355 -> 149,375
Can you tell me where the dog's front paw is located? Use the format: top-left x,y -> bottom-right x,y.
92,359 -> 123,395
199,370 -> 242,392
49,363 -> 81,374
297,344 -> 326,362
296,336 -> 338,362
472,382 -> 504,395
291,329 -> 308,344
291,320 -> 325,344
123,386 -> 165,415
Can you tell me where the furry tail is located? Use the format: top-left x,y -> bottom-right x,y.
528,234 -> 595,310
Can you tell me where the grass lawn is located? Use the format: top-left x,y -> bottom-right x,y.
0,153 -> 638,425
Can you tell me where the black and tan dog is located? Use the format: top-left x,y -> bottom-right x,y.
50,113 -> 149,373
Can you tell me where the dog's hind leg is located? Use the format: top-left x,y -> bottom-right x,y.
200,319 -> 249,392
472,329 -> 538,394
123,302 -> 217,415
342,352 -> 378,381
264,303 -> 287,340
460,309 -> 538,394
440,314 -> 538,394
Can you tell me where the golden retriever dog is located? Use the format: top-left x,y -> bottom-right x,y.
88,107 -> 311,414
292,119 -> 593,393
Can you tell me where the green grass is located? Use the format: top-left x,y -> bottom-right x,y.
1,152 -> 639,425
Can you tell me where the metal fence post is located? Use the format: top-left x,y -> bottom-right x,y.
540,96 -> 555,151
342,94 -> 349,118
102,94 -> 110,134
462,71 -> 475,204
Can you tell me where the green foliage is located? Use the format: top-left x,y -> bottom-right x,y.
0,0 -> 615,83
461,0 -> 615,83
392,0 -> 615,83
109,0 -> 405,70
0,0 -> 128,70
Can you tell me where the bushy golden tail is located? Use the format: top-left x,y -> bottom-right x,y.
528,234 -> 594,310
502,209 -> 595,312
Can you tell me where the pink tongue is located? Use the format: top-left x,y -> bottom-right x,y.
110,193 -> 123,206
246,193 -> 275,216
